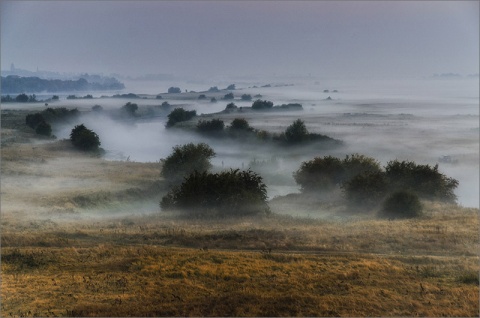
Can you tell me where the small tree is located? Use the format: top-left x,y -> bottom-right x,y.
70,124 -> 101,151
284,119 -> 309,143
241,94 -> 252,101
342,154 -> 382,181
26,113 -> 46,129
252,99 -> 273,110
121,102 -> 138,115
198,94 -> 207,100
380,190 -> 423,219
166,108 -> 197,127
35,121 -> 52,136
197,119 -> 225,133
15,93 -> 29,102
230,118 -> 253,131
168,87 -> 181,94
161,143 -> 215,185
226,84 -> 236,90
223,92 -> 234,100
342,171 -> 388,209
294,156 -> 345,192
385,160 -> 458,202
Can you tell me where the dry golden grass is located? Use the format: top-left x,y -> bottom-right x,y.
1,245 -> 478,317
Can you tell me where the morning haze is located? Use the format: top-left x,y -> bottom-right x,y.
1,1 -> 479,317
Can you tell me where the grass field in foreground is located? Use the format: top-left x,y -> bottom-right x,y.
2,244 -> 478,317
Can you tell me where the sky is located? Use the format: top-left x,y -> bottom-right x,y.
1,1 -> 479,80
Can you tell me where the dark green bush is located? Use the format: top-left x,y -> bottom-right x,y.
241,94 -> 252,101
168,87 -> 181,94
35,121 -> 52,136
294,156 -> 345,192
26,113 -> 46,129
166,108 -> 197,127
223,92 -> 234,100
385,160 -> 458,202
379,190 -> 423,219
197,119 -> 225,133
342,171 -> 388,209
70,124 -> 101,151
342,154 -> 382,181
161,143 -> 215,185
121,102 -> 138,115
252,99 -> 273,110
229,118 -> 253,132
160,169 -> 270,218
284,119 -> 309,143
225,102 -> 237,111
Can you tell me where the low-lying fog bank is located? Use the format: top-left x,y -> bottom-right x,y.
6,78 -> 479,208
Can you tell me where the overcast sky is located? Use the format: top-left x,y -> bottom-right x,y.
1,1 -> 478,79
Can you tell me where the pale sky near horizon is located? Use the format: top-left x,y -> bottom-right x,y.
1,1 -> 478,80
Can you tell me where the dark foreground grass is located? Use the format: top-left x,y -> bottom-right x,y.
1,244 -> 478,317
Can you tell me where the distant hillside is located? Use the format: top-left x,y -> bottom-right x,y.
1,75 -> 125,94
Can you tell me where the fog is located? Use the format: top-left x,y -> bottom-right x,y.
38,77 -> 478,208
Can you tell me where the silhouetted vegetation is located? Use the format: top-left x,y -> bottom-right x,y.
225,102 -> 238,112
121,102 -> 138,116
294,154 -> 459,210
241,94 -> 252,101
197,119 -> 225,133
385,160 -> 458,202
208,86 -> 219,92
15,93 -> 29,102
35,121 -> 52,136
70,124 -> 101,151
92,105 -> 103,112
1,75 -> 124,94
161,143 -> 215,185
166,108 -> 197,128
252,99 -> 273,110
112,93 -> 139,99
168,87 -> 181,94
379,190 -> 423,219
160,169 -> 270,218
229,118 -> 254,132
226,84 -> 236,90
198,94 -> 207,100
343,171 -> 388,209
223,92 -> 234,100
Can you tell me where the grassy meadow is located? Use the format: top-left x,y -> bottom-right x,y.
1,108 -> 479,317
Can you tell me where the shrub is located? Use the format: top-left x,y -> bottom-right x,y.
197,119 -> 225,133
26,113 -> 46,129
342,154 -> 382,181
161,143 -> 215,185
121,102 -> 138,115
230,118 -> 253,131
92,105 -> 103,112
379,190 -> 423,219
166,108 -> 197,127
15,93 -> 29,102
385,160 -> 458,202
198,94 -> 207,100
241,94 -> 252,101
226,84 -> 236,90
284,119 -> 309,143
252,99 -> 273,110
70,124 -> 101,151
210,97 -> 217,103
35,121 -> 52,136
294,156 -> 344,192
168,87 -> 181,94
223,92 -> 234,100
225,102 -> 237,111
208,86 -> 219,92
156,95 -> 163,99
342,171 -> 388,209
160,169 -> 270,218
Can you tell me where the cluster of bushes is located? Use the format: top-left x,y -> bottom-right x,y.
161,143 -> 215,185
160,169 -> 269,218
252,99 -> 273,110
168,87 -> 181,94
160,142 -> 269,218
294,154 -> 459,217
2,93 -> 38,103
67,94 -> 93,100
166,108 -> 197,127
25,113 -> 52,136
70,124 -> 101,151
197,119 -> 225,133
25,107 -> 80,137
